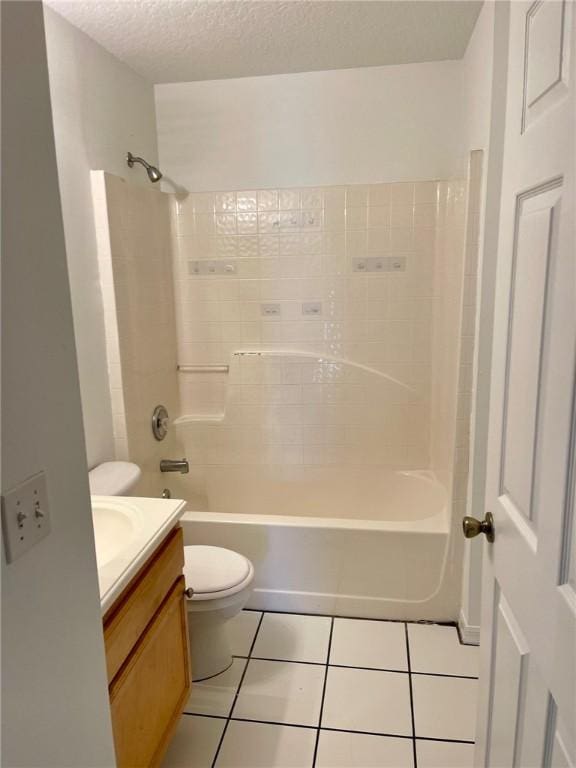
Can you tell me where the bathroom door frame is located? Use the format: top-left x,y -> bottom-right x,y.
474,1 -> 575,765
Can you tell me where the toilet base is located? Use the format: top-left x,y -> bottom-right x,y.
186,579 -> 253,682
188,619 -> 234,681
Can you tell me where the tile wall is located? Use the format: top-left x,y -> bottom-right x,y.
429,157 -> 481,510
430,179 -> 468,477
453,152 -> 483,513
171,182 -> 445,500
93,172 -> 182,497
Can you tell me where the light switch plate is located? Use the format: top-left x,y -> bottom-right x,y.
1,471 -> 51,563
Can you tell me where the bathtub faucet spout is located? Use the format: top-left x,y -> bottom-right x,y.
160,458 -> 189,474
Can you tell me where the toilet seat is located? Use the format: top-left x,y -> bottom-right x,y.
184,545 -> 254,601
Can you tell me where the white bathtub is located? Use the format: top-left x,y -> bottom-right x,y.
180,468 -> 459,621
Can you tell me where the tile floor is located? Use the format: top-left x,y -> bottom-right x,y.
163,611 -> 479,768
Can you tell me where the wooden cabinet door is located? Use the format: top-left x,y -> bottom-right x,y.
104,527 -> 185,683
109,576 -> 191,768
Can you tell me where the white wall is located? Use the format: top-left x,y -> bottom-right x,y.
1,3 -> 116,765
462,2 -> 496,153
155,61 -> 464,192
43,6 -> 159,468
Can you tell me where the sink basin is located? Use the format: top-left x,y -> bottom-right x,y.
91,498 -> 142,567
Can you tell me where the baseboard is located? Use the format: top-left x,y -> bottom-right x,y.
458,609 -> 480,646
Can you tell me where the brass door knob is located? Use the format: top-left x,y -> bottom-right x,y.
462,512 -> 495,543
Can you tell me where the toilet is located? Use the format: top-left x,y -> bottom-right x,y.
183,545 -> 254,681
88,460 -> 255,682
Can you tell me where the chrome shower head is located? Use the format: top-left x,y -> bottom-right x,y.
146,165 -> 163,183
126,151 -> 163,183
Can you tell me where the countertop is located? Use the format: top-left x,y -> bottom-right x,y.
92,495 -> 187,614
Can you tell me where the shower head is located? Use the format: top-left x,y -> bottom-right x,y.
126,151 -> 163,183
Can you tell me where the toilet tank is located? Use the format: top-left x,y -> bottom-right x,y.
88,461 -> 141,496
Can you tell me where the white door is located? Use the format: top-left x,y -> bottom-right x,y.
475,1 -> 576,766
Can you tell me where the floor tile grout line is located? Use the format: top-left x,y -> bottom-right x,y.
320,728 -> 475,746
231,716 -> 317,731
230,610 -> 265,714
408,670 -> 478,680
312,616 -> 334,768
242,609 -> 425,626
181,712 -> 476,746
231,656 -> 328,668
210,611 -> 265,768
242,608 -> 471,644
247,612 -> 266,658
404,622 -> 418,768
183,712 -> 228,721
232,654 -> 478,679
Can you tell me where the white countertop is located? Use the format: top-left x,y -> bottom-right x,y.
92,495 -> 187,614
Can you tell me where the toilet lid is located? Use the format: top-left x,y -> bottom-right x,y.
184,546 -> 251,595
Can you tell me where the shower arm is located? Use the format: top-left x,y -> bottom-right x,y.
126,151 -> 162,183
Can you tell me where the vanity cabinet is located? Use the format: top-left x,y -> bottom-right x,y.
103,526 -> 191,768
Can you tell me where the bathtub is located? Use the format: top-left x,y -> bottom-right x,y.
180,468 -> 459,621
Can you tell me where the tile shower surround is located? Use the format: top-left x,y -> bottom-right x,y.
170,181 -> 467,477
94,176 -> 474,513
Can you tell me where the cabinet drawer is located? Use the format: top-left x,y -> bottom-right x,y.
104,526 -> 184,683
110,576 -> 191,768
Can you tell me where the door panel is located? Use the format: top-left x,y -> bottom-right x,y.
523,0 -> 572,129
516,663 -> 550,767
501,182 -> 562,524
487,593 -> 529,767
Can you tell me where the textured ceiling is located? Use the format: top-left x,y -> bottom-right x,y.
46,0 -> 483,84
